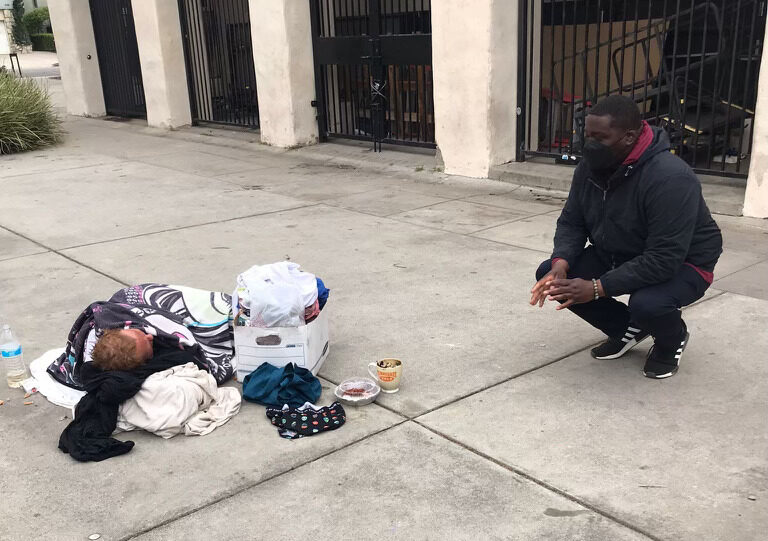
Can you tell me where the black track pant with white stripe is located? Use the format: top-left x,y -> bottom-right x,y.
536,246 -> 710,350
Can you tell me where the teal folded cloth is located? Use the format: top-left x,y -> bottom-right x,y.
242,362 -> 322,408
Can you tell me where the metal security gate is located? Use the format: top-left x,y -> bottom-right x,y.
178,0 -> 259,128
518,0 -> 767,178
310,0 -> 435,150
89,0 -> 146,118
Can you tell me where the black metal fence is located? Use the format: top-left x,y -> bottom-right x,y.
89,0 -> 146,118
178,0 -> 259,128
310,0 -> 435,150
519,0 -> 767,178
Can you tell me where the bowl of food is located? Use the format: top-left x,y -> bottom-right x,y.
334,377 -> 380,406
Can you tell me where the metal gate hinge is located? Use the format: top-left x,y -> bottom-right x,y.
311,100 -> 318,107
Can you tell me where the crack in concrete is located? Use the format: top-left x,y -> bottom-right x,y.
411,343 -> 599,421
0,225 -> 127,286
2,194 -> 557,259
2,117 -> 751,540
713,256 -> 768,282
0,250 -> 50,264
329,202 -> 555,255
467,207 -> 559,235
130,155 -> 273,181
0,203 -> 321,253
351,289 -> 728,424
119,418 -> 410,541
117,281 -> 727,540
120,409 -> 662,541
1,160 -> 123,180
320,342 -> 600,422
414,421 -> 664,541
0,225 -> 736,541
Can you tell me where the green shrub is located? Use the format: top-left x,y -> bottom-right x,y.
22,6 -> 50,35
11,0 -> 30,45
0,71 -> 63,155
30,33 -> 56,52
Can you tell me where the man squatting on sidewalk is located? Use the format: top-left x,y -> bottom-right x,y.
530,95 -> 723,379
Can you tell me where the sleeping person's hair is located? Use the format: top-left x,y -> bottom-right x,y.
91,329 -> 143,371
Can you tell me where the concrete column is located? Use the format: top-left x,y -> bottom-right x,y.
131,0 -> 191,129
432,0 -> 520,178
744,24 -> 768,218
527,0 -> 542,150
249,0 -> 318,147
47,0 -> 105,117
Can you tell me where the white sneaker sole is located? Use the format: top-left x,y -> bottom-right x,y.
643,332 -> 689,379
593,333 -> 651,360
647,370 -> 677,379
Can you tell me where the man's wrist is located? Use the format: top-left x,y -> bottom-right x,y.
596,279 -> 606,298
552,258 -> 569,272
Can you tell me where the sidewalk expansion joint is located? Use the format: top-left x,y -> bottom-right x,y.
411,342 -> 597,421
684,288 -> 726,309
409,287 -> 728,422
318,374 -> 410,421
712,256 -> 768,282
467,207 -> 560,235
56,203 -> 321,251
0,250 -> 50,264
0,225 -> 128,286
1,160 -> 122,180
414,421 -> 664,541
119,418 -> 409,541
378,197 -> 455,217
93,119 -> 435,184
369,209 -> 554,255
130,156 -> 266,183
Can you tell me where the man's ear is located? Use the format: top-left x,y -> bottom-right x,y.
623,128 -> 639,147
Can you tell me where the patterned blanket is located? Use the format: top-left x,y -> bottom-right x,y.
47,284 -> 235,389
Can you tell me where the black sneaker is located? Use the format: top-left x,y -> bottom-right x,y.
643,330 -> 690,379
591,325 -> 650,360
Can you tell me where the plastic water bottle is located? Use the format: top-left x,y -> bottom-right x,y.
1,324 -> 28,388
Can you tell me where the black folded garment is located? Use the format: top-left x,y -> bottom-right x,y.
265,401 -> 346,440
58,344 -> 205,462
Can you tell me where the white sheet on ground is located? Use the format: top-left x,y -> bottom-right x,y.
23,348 -> 86,412
116,362 -> 241,438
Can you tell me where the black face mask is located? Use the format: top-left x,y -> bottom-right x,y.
582,139 -> 621,172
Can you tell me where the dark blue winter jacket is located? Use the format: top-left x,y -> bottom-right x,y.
552,127 -> 723,297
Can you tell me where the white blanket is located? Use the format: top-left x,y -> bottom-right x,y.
116,363 -> 241,438
23,349 -> 86,414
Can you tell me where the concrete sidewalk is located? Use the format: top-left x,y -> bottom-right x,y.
1,114 -> 766,541
1,51 -> 60,78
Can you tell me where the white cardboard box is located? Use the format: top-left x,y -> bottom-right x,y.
234,308 -> 330,381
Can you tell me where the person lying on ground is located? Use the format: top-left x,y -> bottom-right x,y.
47,284 -> 235,389
530,95 -> 722,379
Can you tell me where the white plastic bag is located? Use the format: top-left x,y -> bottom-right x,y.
234,262 -> 318,328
